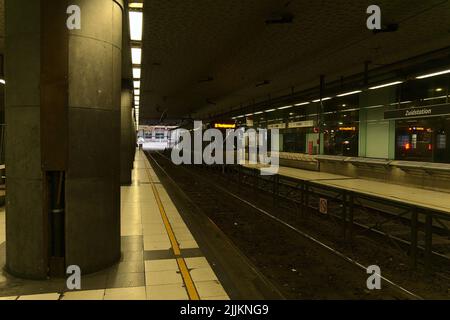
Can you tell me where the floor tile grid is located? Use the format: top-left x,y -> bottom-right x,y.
142,152 -> 229,300
0,151 -> 228,300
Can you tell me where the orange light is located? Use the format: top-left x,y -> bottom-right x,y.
338,127 -> 356,131
214,123 -> 236,129
405,143 -> 411,150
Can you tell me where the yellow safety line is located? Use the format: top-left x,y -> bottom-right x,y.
177,258 -> 200,300
150,182 -> 181,256
144,154 -> 200,300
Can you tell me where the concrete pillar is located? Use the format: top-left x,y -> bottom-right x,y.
359,87 -> 397,159
120,86 -> 134,185
5,0 -> 123,279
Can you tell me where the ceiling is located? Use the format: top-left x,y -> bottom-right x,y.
1,1 -> 449,123
140,0 -> 450,124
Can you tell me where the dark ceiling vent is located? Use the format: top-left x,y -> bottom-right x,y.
265,13 -> 294,25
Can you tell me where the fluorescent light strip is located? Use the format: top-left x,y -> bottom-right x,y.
277,105 -> 293,110
341,108 -> 359,112
133,68 -> 141,79
134,81 -> 140,89
416,69 -> 450,79
365,104 -> 384,109
390,101 -> 412,105
265,109 -> 276,112
312,97 -> 331,103
423,95 -> 448,101
129,11 -> 143,41
135,96 -> 140,101
134,89 -> 140,95
337,90 -> 362,97
254,111 -> 263,115
369,81 -> 403,90
131,48 -> 142,65
294,102 -> 310,106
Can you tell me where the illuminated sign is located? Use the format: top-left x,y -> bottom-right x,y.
338,127 -> 356,131
384,104 -> 450,120
214,123 -> 236,129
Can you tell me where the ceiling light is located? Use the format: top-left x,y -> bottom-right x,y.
416,69 -> 450,80
133,68 -> 141,79
134,81 -> 140,89
129,11 -> 143,41
312,97 -> 331,102
134,89 -> 140,95
0,79 -> 5,85
294,102 -> 310,106
131,48 -> 142,65
366,104 -> 384,109
277,105 -> 293,110
423,95 -> 447,101
337,90 -> 362,97
254,111 -> 263,115
265,109 -> 276,112
129,2 -> 143,9
369,81 -> 403,90
135,96 -> 140,101
436,88 -> 443,92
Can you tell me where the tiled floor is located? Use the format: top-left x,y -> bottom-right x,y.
0,150 -> 229,300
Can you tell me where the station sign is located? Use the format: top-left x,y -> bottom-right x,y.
268,123 -> 286,129
384,104 -> 450,120
288,120 -> 315,128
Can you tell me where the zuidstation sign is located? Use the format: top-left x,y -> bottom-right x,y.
384,104 -> 450,120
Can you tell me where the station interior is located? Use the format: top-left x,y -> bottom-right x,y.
1,0 -> 450,301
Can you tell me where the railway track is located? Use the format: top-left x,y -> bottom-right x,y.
145,151 -> 435,300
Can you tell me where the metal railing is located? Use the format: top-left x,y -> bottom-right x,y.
214,164 -> 450,275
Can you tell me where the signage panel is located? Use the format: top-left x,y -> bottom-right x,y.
288,120 -> 315,128
384,104 -> 450,120
268,123 -> 286,129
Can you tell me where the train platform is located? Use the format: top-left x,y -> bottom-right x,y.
0,151 -> 279,300
247,164 -> 450,214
